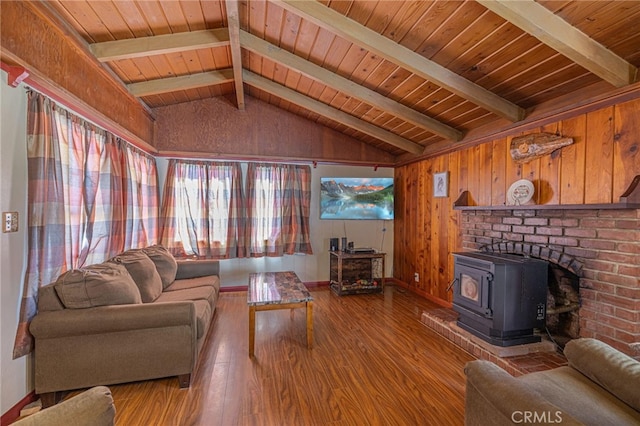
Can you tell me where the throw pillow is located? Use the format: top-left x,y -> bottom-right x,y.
142,245 -> 178,289
54,263 -> 142,309
110,249 -> 164,303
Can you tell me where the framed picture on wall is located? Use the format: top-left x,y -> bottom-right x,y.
433,171 -> 449,198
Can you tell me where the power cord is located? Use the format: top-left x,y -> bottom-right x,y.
379,220 -> 407,293
544,326 -> 563,352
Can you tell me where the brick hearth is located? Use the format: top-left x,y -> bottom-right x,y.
459,208 -> 640,358
420,306 -> 568,376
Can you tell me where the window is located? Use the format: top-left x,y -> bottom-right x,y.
246,163 -> 313,257
160,160 -> 245,259
160,161 -> 313,259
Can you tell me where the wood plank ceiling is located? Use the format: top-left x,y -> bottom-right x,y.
44,0 -> 640,159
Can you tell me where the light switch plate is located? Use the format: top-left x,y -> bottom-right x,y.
3,211 -> 18,233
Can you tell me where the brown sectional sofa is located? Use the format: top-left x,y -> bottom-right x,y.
30,246 -> 220,407
465,338 -> 640,425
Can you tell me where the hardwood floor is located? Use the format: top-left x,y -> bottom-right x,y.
105,286 -> 475,425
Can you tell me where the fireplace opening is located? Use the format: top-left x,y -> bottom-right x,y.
476,244 -> 583,351
546,264 -> 580,349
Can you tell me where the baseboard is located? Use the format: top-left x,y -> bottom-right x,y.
384,277 -> 403,286
1,390 -> 36,426
222,279 -> 426,292
220,285 -> 248,292
421,293 -> 453,309
388,279 -> 453,308
302,281 -> 330,288
220,280 -> 330,293
221,278 -> 452,309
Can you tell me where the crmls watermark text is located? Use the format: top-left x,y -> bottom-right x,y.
511,411 -> 563,423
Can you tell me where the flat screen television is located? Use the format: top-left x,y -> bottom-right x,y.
320,177 -> 394,220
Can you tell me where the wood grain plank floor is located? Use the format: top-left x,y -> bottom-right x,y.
103,286 -> 475,425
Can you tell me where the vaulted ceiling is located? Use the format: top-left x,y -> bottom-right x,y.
20,1 -> 640,160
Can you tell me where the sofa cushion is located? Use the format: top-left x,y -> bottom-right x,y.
564,338 -> 640,411
154,286 -> 216,311
175,259 -> 220,280
111,249 -> 163,303
164,275 -> 220,293
38,284 -> 65,311
154,289 -> 214,339
142,245 -> 178,289
520,366 -> 640,425
54,263 -> 142,309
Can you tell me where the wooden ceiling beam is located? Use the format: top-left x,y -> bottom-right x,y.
240,30 -> 463,142
243,70 -> 425,155
225,0 -> 246,110
90,29 -> 230,62
128,69 -> 234,97
478,0 -> 638,88
273,0 -> 525,122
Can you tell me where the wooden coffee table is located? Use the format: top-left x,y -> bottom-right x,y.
247,271 -> 314,357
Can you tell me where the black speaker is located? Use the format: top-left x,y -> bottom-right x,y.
329,238 -> 339,252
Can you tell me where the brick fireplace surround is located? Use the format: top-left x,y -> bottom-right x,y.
458,207 -> 640,358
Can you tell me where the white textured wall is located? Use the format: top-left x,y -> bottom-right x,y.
0,72 -> 31,415
155,161 -> 395,287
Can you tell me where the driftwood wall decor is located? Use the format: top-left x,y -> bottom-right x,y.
509,133 -> 574,164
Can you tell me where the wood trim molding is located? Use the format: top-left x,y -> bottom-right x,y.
222,282 -> 329,292
391,279 -> 454,308
156,150 -> 395,168
1,64 -> 29,87
302,281 -> 331,288
220,285 -> 248,292
0,391 -> 36,425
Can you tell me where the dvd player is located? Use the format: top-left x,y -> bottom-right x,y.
346,247 -> 376,254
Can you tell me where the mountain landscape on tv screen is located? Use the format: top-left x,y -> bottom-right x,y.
320,178 -> 394,220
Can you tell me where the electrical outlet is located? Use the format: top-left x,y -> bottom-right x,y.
3,212 -> 18,233
414,272 -> 419,282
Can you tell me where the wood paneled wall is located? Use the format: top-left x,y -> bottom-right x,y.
153,95 -> 396,165
394,98 -> 640,306
0,1 -> 155,149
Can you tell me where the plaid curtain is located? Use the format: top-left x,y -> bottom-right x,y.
246,163 -> 313,257
13,90 -> 159,358
124,143 -> 159,249
159,160 -> 245,259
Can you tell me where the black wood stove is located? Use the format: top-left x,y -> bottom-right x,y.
452,252 -> 548,347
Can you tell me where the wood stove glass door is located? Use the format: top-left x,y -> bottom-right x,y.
454,265 -> 493,317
